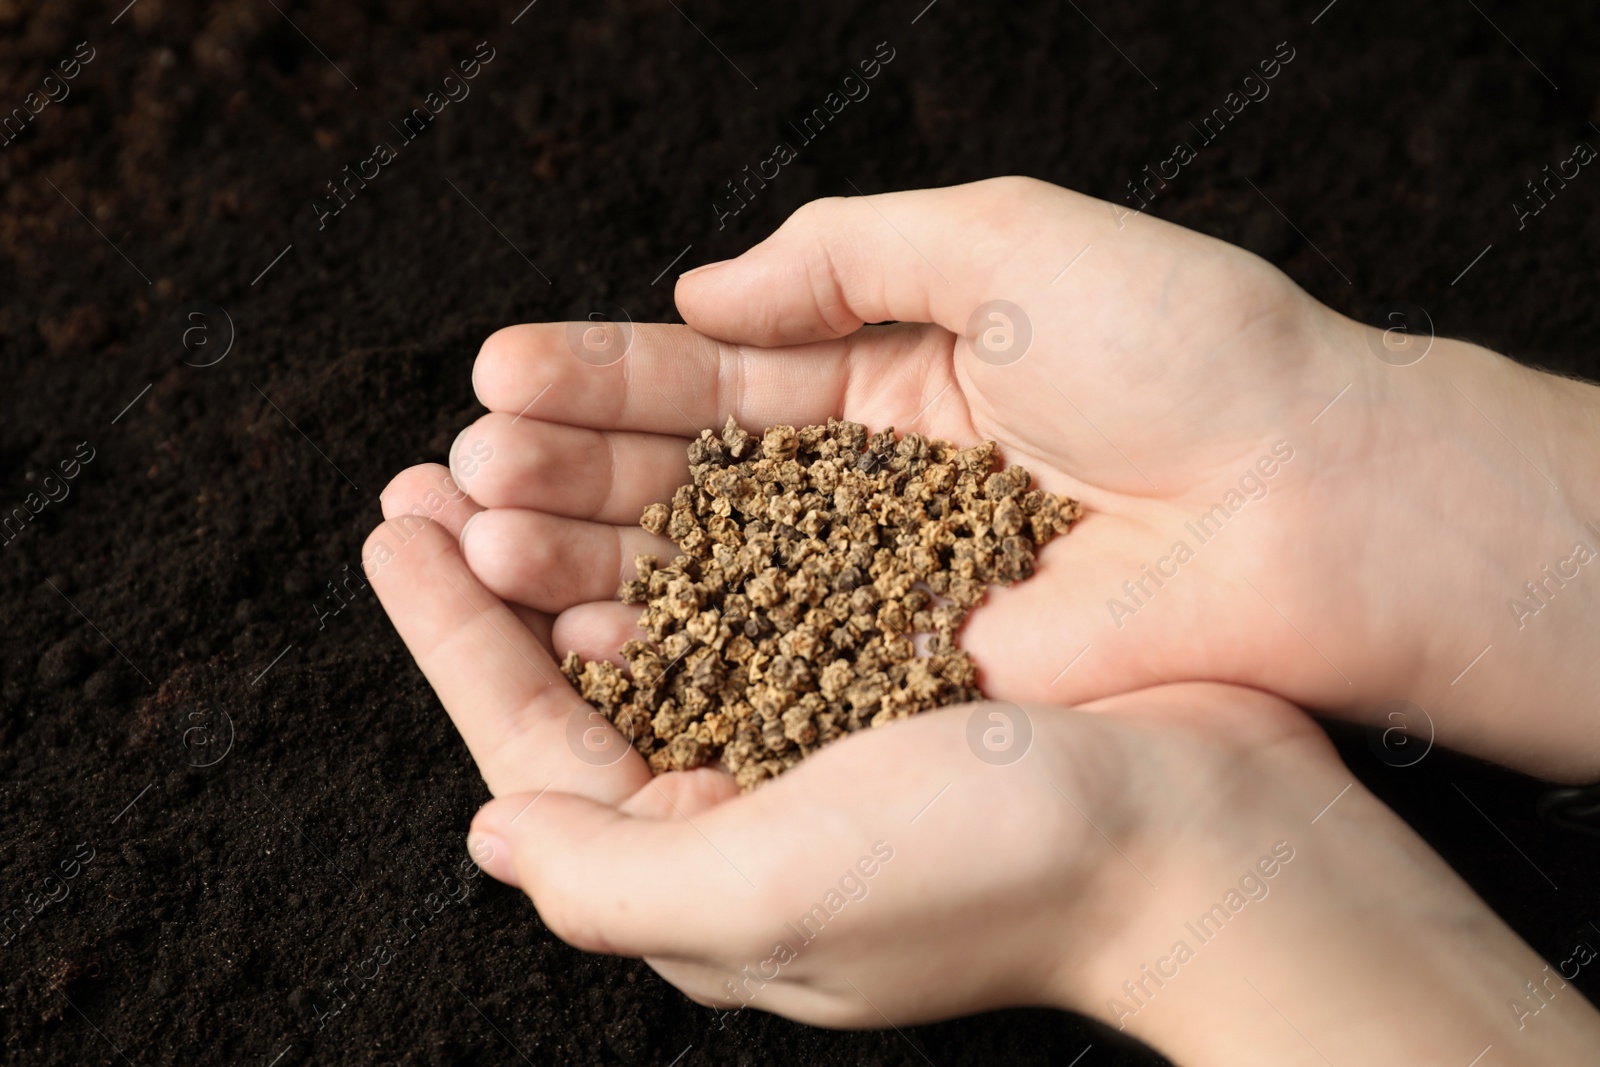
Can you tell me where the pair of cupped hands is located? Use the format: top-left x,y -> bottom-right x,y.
368,178 -> 1600,1064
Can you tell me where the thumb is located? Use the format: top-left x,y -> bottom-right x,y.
465,789 -> 647,956
466,789 -> 605,891
466,788 -> 757,958
676,176 -> 1086,347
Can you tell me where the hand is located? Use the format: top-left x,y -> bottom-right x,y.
359,175 -> 1600,1062
353,492 -> 1600,1061
462,683 -> 1600,1066
426,175 -> 1599,780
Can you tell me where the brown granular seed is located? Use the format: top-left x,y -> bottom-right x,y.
560,416 -> 1082,791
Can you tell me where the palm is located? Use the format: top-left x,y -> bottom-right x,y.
679,195 -> 1359,716
592,684 -> 1341,1025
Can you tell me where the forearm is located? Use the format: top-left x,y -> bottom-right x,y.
1333,332 -> 1600,781
1059,782 -> 1600,1065
1476,357 -> 1600,767
1421,342 -> 1600,779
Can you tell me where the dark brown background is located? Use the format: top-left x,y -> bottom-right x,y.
2,0 -> 1597,1063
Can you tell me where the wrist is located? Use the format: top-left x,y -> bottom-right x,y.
1401,340 -> 1600,780
1314,325 -> 1600,781
1057,770 -> 1600,1065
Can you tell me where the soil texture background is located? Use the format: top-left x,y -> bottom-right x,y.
2,0 -> 1599,1064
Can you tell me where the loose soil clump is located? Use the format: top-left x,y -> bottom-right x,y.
560,417 -> 1082,790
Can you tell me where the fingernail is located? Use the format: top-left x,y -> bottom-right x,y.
467,832 -> 518,886
679,258 -> 731,279
459,511 -> 480,549
448,425 -> 470,476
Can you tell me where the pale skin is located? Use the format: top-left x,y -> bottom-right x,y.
364,177 -> 1600,1064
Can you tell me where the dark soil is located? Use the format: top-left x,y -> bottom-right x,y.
2,1 -> 1598,1064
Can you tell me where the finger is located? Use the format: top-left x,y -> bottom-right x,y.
508,603 -> 554,647
378,464 -> 555,640
469,787 -> 773,958
639,957 -> 860,1024
380,462 -> 483,539
633,953 -> 864,1030
448,413 -> 689,524
548,610 -> 742,820
675,176 -> 1082,347
642,957 -> 745,1009
459,508 -> 677,614
364,516 -> 648,802
472,320 -> 947,437
618,767 -> 741,820
551,602 -> 644,669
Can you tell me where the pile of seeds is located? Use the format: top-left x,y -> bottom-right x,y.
560,416 -> 1082,790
